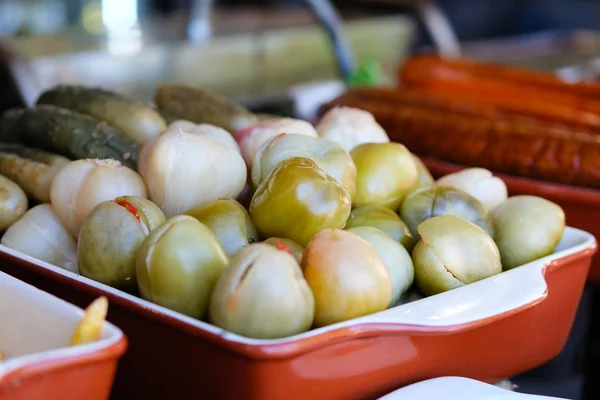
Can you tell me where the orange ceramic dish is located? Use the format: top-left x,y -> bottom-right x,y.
0,271 -> 126,400
0,228 -> 594,400
420,156 -> 600,286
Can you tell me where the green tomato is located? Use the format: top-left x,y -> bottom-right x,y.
351,142 -> 418,209
136,215 -> 229,319
250,157 -> 351,247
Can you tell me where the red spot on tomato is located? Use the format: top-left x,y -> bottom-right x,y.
275,241 -> 292,254
115,199 -> 142,223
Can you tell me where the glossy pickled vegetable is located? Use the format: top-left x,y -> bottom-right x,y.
37,85 -> 167,145
154,84 -> 258,134
136,215 -> 229,318
344,205 -> 415,251
400,185 -> 494,238
0,175 -> 27,231
78,196 -> 166,291
437,168 -> 508,211
236,118 -> 318,167
209,243 -> 314,339
70,296 -> 108,346
347,226 -> 414,306
492,196 -> 565,270
2,204 -> 77,273
351,142 -> 418,209
412,215 -> 502,296
250,157 -> 351,247
138,130 -> 246,218
411,154 -> 434,187
316,106 -> 389,152
50,158 -> 147,237
167,120 -> 241,152
263,237 -> 304,263
0,144 -> 69,203
0,105 -> 139,169
251,133 -> 356,198
186,199 -> 258,257
302,229 -> 392,326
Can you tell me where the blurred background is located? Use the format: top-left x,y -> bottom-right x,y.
2,1 -> 600,399
5,0 -> 600,111
3,0 -> 600,41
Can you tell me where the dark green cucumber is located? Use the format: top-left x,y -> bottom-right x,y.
0,106 -> 140,169
37,85 -> 167,145
154,84 -> 258,133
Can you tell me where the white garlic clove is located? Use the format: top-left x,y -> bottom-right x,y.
234,117 -> 318,167
2,204 -> 78,273
167,119 -> 197,133
50,159 -> 147,238
138,130 -> 247,218
190,124 -> 240,153
168,120 -> 240,153
436,168 -> 508,211
251,133 -> 357,198
316,106 -> 389,152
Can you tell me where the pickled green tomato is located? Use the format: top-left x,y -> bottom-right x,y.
251,133 -> 357,199
412,215 -> 501,296
492,196 -> 565,270
209,243 -> 314,339
411,154 -> 435,187
400,185 -> 494,238
249,157 -> 351,247
302,229 -> 392,327
186,198 -> 259,258
77,196 -> 165,292
345,204 -> 415,251
347,226 -> 414,307
263,237 -> 304,263
136,215 -> 229,319
350,143 -> 418,209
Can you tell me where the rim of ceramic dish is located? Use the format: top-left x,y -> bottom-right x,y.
421,157 -> 600,206
0,335 -> 127,385
0,227 -> 595,361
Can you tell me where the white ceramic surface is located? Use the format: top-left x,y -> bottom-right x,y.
288,80 -> 346,121
0,227 -> 594,346
378,377 -> 567,400
0,271 -> 123,376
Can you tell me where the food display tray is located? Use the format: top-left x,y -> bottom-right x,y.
0,271 -> 126,400
421,157 -> 600,286
0,227 -> 594,400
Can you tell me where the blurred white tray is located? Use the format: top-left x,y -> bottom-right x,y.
379,377 -> 567,400
0,270 -> 123,374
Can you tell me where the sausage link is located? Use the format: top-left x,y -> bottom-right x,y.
320,93 -> 600,188
399,55 -> 600,130
400,54 -> 600,100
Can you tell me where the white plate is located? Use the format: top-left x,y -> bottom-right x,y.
379,377 -> 567,400
0,270 -> 123,376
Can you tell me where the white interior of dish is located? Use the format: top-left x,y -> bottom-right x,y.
0,271 -> 123,376
0,227 -> 594,347
377,376 -> 566,400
